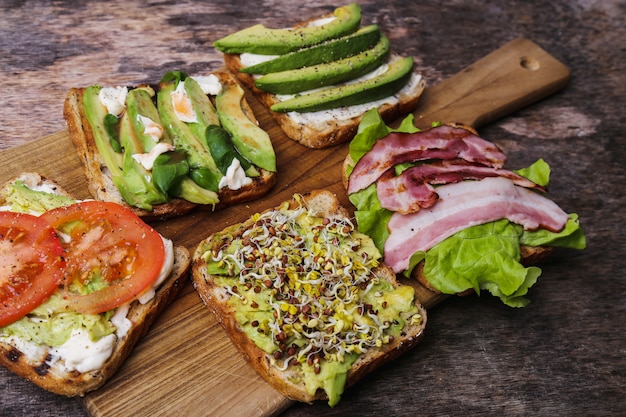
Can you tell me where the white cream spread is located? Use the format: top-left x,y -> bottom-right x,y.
240,53 -> 278,67
171,81 -> 198,123
192,74 -> 223,96
98,86 -> 128,116
309,16 -> 336,27
218,158 -> 253,190
49,330 -> 116,373
131,142 -> 175,170
110,303 -> 131,339
137,114 -> 164,142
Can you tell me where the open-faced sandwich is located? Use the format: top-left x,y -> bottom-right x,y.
64,70 -> 277,221
191,190 -> 426,406
214,3 -> 426,149
343,110 -> 586,307
0,173 -> 190,396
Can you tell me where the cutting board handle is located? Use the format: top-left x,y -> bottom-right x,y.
413,38 -> 571,129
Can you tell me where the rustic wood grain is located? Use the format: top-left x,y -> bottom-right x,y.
0,38 -> 573,417
1,1 -> 625,417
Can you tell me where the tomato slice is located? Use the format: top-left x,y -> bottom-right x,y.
41,201 -> 165,315
0,211 -> 65,327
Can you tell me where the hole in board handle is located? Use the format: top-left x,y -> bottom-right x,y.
520,56 -> 540,71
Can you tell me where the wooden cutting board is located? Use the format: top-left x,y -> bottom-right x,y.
0,38 -> 569,417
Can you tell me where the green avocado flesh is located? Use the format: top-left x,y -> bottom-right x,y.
2,180 -> 75,213
83,85 -> 162,210
2,292 -> 116,347
202,200 -> 422,406
215,82 -> 276,172
119,91 -> 170,209
82,72 -> 276,209
271,56 -> 415,113
157,82 -> 222,191
240,24 -> 381,75
254,35 -> 390,95
214,3 -> 362,55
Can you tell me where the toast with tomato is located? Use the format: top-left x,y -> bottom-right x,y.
191,190 -> 427,406
0,173 -> 190,396
63,70 -> 277,221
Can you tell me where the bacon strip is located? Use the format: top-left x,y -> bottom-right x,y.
347,125 -> 507,194
376,160 -> 545,214
383,177 -> 569,273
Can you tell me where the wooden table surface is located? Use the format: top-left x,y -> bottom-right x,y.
1,1 -> 624,416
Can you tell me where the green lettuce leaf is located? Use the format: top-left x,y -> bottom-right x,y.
410,220 -> 541,307
513,158 -> 550,186
347,109 -> 392,172
348,183 -> 393,252
521,213 -> 586,249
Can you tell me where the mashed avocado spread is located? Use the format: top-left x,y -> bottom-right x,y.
202,194 -> 423,406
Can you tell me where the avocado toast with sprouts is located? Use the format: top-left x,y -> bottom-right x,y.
191,190 -> 426,406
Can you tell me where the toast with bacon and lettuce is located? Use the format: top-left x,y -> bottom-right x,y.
191,190 -> 426,406
343,109 -> 586,307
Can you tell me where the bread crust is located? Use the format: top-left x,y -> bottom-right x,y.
63,70 -> 276,221
0,174 -> 191,396
223,53 -> 426,149
191,190 -> 427,404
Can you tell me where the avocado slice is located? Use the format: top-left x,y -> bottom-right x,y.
157,81 -> 223,192
213,3 -> 362,55
181,77 -> 221,137
82,85 -> 124,173
119,89 -> 174,209
126,87 -> 165,152
270,56 -> 415,113
83,86 -> 165,209
254,35 -> 390,95
215,82 -> 276,172
240,25 -> 381,75
173,176 -> 219,205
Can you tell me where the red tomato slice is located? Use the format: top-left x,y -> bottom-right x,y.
41,201 -> 165,315
0,211 -> 65,327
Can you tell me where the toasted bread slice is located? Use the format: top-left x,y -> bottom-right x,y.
191,189 -> 427,405
63,70 -> 277,221
0,173 -> 190,396
218,7 -> 425,149
224,53 -> 425,149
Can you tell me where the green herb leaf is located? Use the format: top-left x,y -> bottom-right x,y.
103,113 -> 122,152
151,151 -> 189,195
160,71 -> 188,84
189,167 -> 220,192
205,125 -> 252,173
